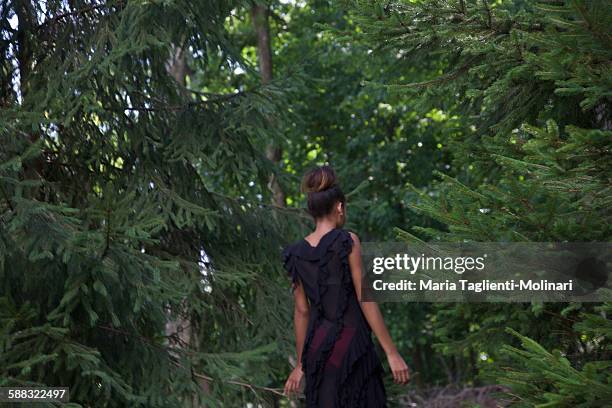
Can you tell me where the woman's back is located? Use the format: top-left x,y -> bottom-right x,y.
283,228 -> 387,407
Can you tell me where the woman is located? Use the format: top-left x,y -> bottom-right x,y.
282,165 -> 410,407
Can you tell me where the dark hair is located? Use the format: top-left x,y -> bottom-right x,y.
301,165 -> 345,218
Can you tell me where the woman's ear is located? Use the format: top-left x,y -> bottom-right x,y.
337,201 -> 344,215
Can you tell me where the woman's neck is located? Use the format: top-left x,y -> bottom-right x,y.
314,217 -> 338,234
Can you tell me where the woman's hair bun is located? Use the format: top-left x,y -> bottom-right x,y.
300,165 -> 346,218
301,165 -> 337,193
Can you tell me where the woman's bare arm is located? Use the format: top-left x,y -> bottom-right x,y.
348,231 -> 410,384
284,280 -> 309,396
292,280 -> 309,366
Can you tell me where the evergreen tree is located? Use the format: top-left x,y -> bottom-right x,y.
496,304 -> 612,407
341,0 -> 611,403
0,1 -> 303,406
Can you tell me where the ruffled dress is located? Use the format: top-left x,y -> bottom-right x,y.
282,228 -> 387,407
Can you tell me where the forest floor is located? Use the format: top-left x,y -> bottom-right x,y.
394,384 -> 510,407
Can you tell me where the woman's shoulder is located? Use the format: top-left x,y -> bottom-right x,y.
282,228 -> 355,260
308,228 -> 354,249
281,240 -> 299,260
333,227 -> 358,243
316,228 -> 356,255
281,236 -> 310,259
345,229 -> 359,242
339,228 -> 357,253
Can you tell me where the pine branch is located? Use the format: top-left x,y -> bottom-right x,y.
0,182 -> 14,211
571,0 -> 612,45
384,55 -> 482,89
36,3 -> 108,31
181,364 -> 289,398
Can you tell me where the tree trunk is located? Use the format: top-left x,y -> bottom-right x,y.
251,6 -> 290,405
251,4 -> 285,207
15,0 -> 44,193
164,47 -> 211,406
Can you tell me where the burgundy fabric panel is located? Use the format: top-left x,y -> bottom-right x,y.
326,326 -> 356,369
309,320 -> 331,355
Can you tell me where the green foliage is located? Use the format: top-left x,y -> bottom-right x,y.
498,306 -> 612,407
402,120 -> 611,242
340,0 -> 612,402
1,0 -> 610,405
263,0 -> 457,240
0,1 -> 304,406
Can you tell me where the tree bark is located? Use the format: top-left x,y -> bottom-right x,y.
15,0 -> 45,193
251,4 -> 285,207
251,6 -> 290,405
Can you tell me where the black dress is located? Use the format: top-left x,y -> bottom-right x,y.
282,228 -> 387,408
